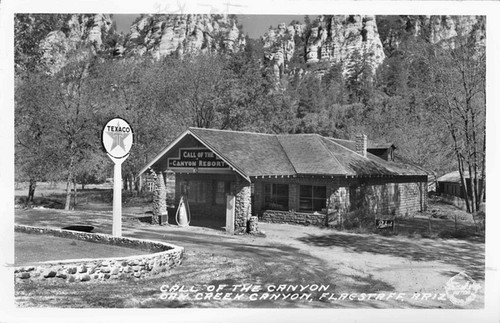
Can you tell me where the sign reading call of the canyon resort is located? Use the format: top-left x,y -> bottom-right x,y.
168,148 -> 227,169
102,118 -> 133,159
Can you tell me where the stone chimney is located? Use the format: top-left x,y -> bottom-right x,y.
355,134 -> 367,157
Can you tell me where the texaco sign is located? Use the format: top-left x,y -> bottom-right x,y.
102,117 -> 133,159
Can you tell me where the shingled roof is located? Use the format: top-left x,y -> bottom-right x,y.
437,170 -> 483,183
189,127 -> 295,177
139,127 -> 428,179
330,138 -> 396,151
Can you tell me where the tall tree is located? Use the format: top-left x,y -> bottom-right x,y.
170,54 -> 233,129
15,73 -> 61,201
91,56 -> 186,191
426,21 -> 486,213
42,49 -> 107,209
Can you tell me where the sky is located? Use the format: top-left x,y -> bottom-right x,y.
113,14 -> 306,39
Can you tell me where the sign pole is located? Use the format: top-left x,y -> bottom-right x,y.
112,158 -> 125,237
101,117 -> 134,238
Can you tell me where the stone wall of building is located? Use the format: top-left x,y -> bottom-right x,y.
348,180 -> 427,217
327,186 -> 350,227
257,176 -> 427,227
261,210 -> 327,226
234,181 -> 252,233
14,225 -> 184,283
338,180 -> 427,227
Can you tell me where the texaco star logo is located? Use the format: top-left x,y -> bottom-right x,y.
102,118 -> 133,159
106,121 -> 130,151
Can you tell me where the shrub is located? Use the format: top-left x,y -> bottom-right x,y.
438,227 -> 475,239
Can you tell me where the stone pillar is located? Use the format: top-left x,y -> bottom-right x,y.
234,181 -> 252,233
247,216 -> 259,234
151,170 -> 167,225
327,186 -> 350,227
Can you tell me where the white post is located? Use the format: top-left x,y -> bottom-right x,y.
226,195 -> 235,234
112,157 -> 126,237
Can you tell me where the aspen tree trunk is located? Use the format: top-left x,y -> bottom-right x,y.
28,179 -> 36,202
72,178 -> 77,209
64,177 -> 72,211
64,157 -> 75,211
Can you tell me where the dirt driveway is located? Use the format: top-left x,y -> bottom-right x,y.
14,208 -> 484,309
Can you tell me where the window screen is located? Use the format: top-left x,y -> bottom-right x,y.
299,185 -> 326,212
264,183 -> 289,210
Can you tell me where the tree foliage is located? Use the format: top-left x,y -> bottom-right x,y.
14,14 -> 486,215
14,14 -> 72,72
426,27 -> 486,213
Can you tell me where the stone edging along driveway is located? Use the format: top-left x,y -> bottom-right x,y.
14,225 -> 184,283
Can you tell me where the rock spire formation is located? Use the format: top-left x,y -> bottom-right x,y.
38,14 -> 114,74
124,14 -> 247,59
262,15 -> 386,81
30,14 -> 485,80
32,14 -> 247,73
381,15 -> 485,53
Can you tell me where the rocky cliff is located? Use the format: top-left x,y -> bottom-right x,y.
261,15 -> 484,82
379,15 -> 485,53
262,15 -> 386,81
31,14 -> 484,79
123,14 -> 246,59
261,21 -> 305,79
38,14 -> 115,73
31,14 -> 246,73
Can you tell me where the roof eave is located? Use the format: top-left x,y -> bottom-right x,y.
138,128 -> 252,182
137,128 -> 192,177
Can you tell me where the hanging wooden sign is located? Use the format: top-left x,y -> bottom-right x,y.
168,148 -> 228,169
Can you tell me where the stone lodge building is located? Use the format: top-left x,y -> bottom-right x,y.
139,127 -> 428,233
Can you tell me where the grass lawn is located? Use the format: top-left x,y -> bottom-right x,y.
15,232 -> 152,265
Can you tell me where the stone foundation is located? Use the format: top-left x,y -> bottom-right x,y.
262,210 -> 326,226
14,225 -> 183,283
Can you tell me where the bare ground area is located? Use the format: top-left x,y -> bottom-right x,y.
13,198 -> 485,309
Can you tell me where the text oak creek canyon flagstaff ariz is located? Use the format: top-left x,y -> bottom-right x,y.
158,284 -> 453,303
